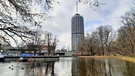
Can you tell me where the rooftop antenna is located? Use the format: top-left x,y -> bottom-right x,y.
76,1 -> 78,13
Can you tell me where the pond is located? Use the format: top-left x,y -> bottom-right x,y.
0,57 -> 135,76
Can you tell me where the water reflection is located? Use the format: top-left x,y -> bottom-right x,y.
24,61 -> 55,76
0,57 -> 135,76
0,58 -> 58,76
72,58 -> 135,76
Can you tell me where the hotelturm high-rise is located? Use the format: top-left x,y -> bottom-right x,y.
71,13 -> 84,51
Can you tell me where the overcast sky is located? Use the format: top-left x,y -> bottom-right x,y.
40,0 -> 133,50
10,0 -> 133,50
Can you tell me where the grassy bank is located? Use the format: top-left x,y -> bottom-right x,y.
118,55 -> 135,63
78,56 -> 119,58
78,55 -> 135,63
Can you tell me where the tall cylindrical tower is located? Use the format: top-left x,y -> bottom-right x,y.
71,13 -> 84,51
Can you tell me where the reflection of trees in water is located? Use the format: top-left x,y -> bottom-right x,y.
125,62 -> 135,76
45,61 -> 55,76
72,58 -> 132,76
72,58 -> 98,76
24,59 -> 56,76
98,59 -> 113,76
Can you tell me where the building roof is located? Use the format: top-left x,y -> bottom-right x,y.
73,13 -> 83,18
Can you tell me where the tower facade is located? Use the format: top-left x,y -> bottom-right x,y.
71,13 -> 84,51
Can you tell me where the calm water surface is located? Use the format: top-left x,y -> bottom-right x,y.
0,57 -> 135,76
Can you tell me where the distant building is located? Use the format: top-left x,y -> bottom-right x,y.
41,44 -> 56,53
71,13 -> 84,51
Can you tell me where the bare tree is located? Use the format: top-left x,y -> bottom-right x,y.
114,5 -> 135,56
115,26 -> 135,56
78,0 -> 105,12
93,25 -> 113,55
78,25 -> 114,56
42,31 -> 58,54
0,0 -> 57,45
